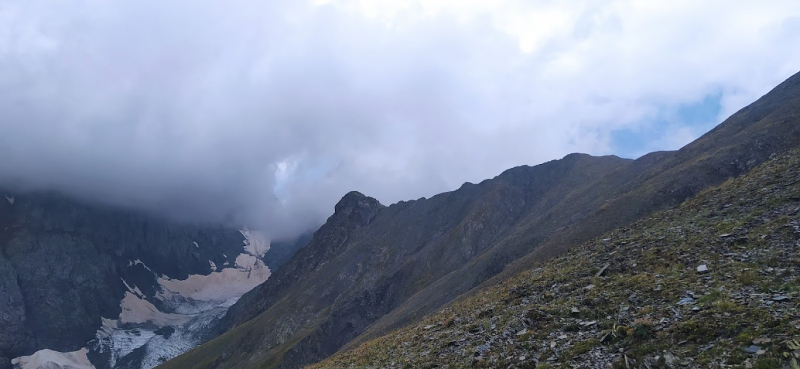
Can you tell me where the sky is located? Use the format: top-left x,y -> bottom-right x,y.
1,0 -> 799,239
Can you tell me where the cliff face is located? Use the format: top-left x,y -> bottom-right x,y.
0,191 -> 247,369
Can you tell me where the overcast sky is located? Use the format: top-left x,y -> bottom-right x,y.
1,0 -> 799,239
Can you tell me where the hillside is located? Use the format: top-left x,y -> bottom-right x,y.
161,71 -> 800,369
354,68 -> 800,351
316,148 -> 800,368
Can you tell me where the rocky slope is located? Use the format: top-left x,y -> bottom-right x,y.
0,190 -> 301,369
316,148 -> 800,369
161,70 -> 800,369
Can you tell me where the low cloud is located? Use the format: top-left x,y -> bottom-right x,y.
1,0 -> 799,239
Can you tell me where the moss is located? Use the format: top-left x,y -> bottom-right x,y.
738,270 -> 759,285
754,357 -> 782,369
696,291 -> 722,305
674,320 -> 718,343
567,338 -> 597,358
631,318 -> 654,341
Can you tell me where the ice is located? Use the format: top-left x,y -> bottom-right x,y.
89,235 -> 272,368
12,348 -> 94,369
241,228 -> 270,257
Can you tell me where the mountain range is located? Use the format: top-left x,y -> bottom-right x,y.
161,70 -> 800,368
1,70 -> 798,369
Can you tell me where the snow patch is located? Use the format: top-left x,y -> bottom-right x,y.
157,253 -> 270,302
92,325 -> 156,368
192,241 -> 199,248
119,292 -> 191,326
12,348 -> 93,369
241,228 -> 270,258
130,259 -> 155,274
121,279 -> 144,297
90,236 -> 274,369
4,194 -> 14,205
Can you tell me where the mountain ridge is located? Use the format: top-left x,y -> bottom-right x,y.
160,70 -> 800,369
315,147 -> 800,368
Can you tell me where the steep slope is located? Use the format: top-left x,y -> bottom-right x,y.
0,190 -> 259,369
163,70 -> 800,369
161,155 -> 630,369
348,69 -> 800,349
316,148 -> 800,368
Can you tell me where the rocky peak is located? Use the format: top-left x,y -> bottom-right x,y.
332,191 -> 384,227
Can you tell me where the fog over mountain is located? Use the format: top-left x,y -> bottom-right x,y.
1,0 -> 799,238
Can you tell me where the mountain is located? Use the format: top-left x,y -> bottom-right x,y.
0,190 -> 304,369
160,71 -> 800,369
315,148 -> 800,368
261,232 -> 314,273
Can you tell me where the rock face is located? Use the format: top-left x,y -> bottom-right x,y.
0,191 -> 247,369
161,70 -> 800,369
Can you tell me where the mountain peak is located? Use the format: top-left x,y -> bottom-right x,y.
333,191 -> 384,226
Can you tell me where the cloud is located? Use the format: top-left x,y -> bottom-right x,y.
0,0 -> 799,239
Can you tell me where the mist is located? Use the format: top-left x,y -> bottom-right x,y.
1,0 -> 799,239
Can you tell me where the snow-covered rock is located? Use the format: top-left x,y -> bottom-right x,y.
89,230 -> 272,369
241,228 -> 270,258
12,348 -> 93,369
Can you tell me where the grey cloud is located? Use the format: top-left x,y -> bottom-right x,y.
1,1 -> 799,239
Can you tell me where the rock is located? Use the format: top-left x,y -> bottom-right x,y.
595,264 -> 610,277
772,295 -> 790,302
697,264 -> 709,273
663,352 -> 678,365
571,307 -> 580,314
424,325 -> 436,330
474,344 -> 490,356
743,345 -> 761,354
752,338 -> 772,344
515,329 -> 527,336
677,297 -> 695,305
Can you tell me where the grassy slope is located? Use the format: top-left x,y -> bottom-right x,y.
348,70 -> 800,349
315,150 -> 800,368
